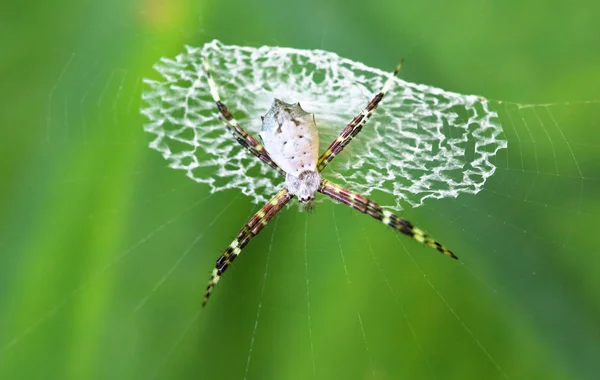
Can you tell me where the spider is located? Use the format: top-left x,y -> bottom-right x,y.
201,57 -> 457,306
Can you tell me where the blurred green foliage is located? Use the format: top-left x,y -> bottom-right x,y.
1,0 -> 599,379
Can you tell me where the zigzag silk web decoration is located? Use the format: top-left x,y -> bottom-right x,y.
141,40 -> 506,211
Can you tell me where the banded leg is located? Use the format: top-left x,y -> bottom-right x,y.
319,180 -> 457,259
317,62 -> 403,172
202,57 -> 286,177
203,188 -> 293,306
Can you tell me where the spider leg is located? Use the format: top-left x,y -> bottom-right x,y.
202,57 -> 286,177
319,180 -> 457,259
317,62 -> 403,172
202,188 -> 293,306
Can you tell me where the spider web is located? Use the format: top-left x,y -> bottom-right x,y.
2,20 -> 600,380
141,40 -> 506,210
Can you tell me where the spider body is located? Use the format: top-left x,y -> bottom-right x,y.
284,170 -> 321,204
200,57 -> 456,306
260,99 -> 321,202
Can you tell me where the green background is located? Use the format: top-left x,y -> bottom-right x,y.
2,0 -> 599,379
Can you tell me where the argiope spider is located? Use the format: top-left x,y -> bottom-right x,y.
201,57 -> 457,306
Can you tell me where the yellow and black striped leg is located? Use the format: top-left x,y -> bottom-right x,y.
202,57 -> 286,177
202,188 -> 293,306
317,62 -> 403,172
319,180 -> 457,259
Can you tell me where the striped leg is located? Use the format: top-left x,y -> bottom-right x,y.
202,188 -> 293,306
317,62 -> 403,172
202,57 -> 286,177
319,180 -> 457,259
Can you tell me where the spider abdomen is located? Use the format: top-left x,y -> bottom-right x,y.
259,99 -> 320,177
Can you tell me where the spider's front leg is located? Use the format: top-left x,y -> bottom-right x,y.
202,57 -> 286,177
203,188 -> 293,306
317,61 -> 403,172
319,180 -> 457,259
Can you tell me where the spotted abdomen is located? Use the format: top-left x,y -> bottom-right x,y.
259,99 -> 319,177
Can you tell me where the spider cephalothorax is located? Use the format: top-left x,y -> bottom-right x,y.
201,57 -> 457,306
284,170 -> 321,203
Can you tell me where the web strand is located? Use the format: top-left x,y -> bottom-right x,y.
244,215 -> 279,380
356,311 -> 376,378
303,215 -> 317,378
363,229 -> 438,380
47,53 -> 75,142
2,194 -> 213,353
395,235 -> 510,379
331,207 -> 351,284
134,194 -> 241,313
